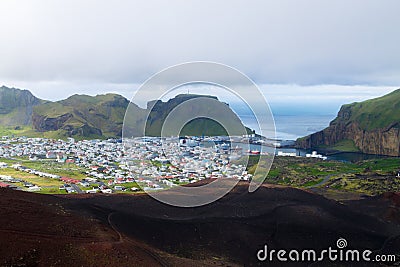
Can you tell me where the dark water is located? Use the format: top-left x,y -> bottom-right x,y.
277,147 -> 394,162
325,152 -> 391,162
229,142 -> 393,162
233,113 -> 396,162
239,114 -> 335,140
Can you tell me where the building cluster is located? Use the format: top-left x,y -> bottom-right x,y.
0,135 -> 252,194
123,137 -> 251,190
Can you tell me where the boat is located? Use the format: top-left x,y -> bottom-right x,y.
247,150 -> 260,155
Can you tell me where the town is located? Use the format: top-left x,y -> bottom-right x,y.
0,135 -> 255,194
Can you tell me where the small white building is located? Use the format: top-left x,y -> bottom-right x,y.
277,151 -> 296,157
306,151 -> 327,160
27,185 -> 41,192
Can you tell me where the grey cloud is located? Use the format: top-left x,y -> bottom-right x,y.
0,0 -> 399,87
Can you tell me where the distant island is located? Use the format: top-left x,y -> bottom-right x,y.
296,89 -> 400,156
0,86 -> 253,139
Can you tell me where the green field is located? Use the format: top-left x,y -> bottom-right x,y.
0,158 -> 87,179
0,168 -> 65,194
0,125 -> 75,140
245,155 -> 400,197
0,157 -> 144,194
22,161 -> 87,179
1,155 -> 399,198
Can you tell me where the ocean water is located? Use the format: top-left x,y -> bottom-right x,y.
239,114 -> 335,140
235,113 -> 393,162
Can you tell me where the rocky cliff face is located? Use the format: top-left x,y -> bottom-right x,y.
31,113 -> 103,136
32,113 -> 73,131
32,94 -> 128,138
296,89 -> 400,156
296,120 -> 400,156
0,86 -> 43,125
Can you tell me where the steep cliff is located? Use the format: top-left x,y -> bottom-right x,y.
296,89 -> 400,156
141,94 -> 251,137
0,86 -> 44,126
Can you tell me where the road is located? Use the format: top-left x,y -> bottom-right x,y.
70,184 -> 84,194
307,174 -> 335,189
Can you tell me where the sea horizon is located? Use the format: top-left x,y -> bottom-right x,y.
239,113 -> 335,140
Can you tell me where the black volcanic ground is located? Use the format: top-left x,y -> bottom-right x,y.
1,182 -> 400,266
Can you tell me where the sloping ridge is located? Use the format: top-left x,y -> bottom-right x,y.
0,86 -> 250,139
1,184 -> 400,266
0,86 -> 44,126
296,89 -> 400,156
64,182 -> 400,265
32,93 -> 129,138
0,188 -> 217,267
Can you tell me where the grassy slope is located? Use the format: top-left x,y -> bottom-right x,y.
335,88 -> 400,131
33,102 -> 73,117
0,125 -> 90,140
144,94 -> 252,137
319,139 -> 361,152
0,86 -> 44,126
32,93 -> 129,139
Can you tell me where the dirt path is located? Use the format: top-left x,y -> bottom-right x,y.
107,212 -> 171,267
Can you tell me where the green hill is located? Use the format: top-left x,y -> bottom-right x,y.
0,87 -> 251,139
32,94 -> 130,138
0,86 -> 44,126
296,89 -> 400,156
330,89 -> 400,131
138,94 -> 251,137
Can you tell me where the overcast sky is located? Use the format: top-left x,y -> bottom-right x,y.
0,0 -> 399,114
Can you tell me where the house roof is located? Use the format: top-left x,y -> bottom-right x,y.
0,182 -> 10,188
